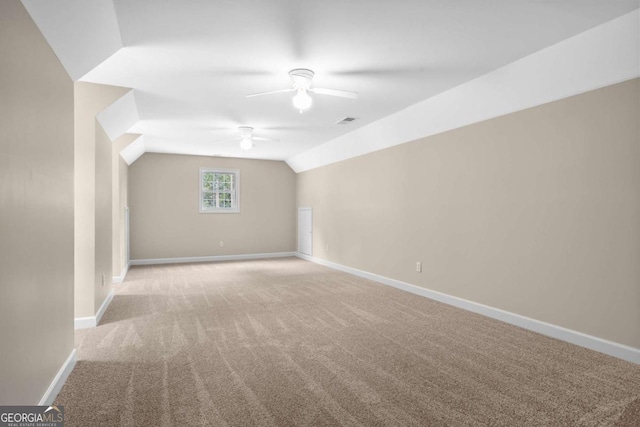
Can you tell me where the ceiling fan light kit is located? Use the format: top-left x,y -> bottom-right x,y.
292,89 -> 312,112
239,137 -> 253,151
290,69 -> 315,113
238,126 -> 255,150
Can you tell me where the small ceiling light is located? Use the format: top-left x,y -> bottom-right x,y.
292,89 -> 312,113
240,137 -> 253,151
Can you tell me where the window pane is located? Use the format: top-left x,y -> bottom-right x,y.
203,173 -> 214,191
215,174 -> 226,191
203,192 -> 214,208
220,193 -> 231,207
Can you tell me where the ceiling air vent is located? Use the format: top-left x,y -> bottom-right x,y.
336,117 -> 357,125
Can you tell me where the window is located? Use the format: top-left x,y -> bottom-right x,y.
199,168 -> 239,213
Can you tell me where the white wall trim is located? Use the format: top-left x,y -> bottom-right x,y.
38,348 -> 76,405
95,289 -> 114,326
74,289 -> 114,330
74,316 -> 96,330
112,262 -> 130,284
296,254 -> 640,365
130,251 -> 297,266
286,10 -> 640,173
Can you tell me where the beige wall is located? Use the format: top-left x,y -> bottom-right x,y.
129,154 -> 296,259
120,156 -> 129,265
297,78 -> 640,349
0,1 -> 74,404
74,82 -> 129,317
94,125 -> 112,310
112,134 -> 137,276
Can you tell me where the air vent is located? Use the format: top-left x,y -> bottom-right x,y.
336,117 -> 357,125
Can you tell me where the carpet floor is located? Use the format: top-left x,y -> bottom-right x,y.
55,257 -> 640,426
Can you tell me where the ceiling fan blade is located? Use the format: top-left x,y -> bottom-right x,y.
211,137 -> 241,144
245,88 -> 295,98
309,87 -> 359,99
252,136 -> 279,142
333,67 -> 427,77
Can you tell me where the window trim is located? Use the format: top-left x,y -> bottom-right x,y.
199,167 -> 240,214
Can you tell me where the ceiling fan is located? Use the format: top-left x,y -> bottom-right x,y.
223,126 -> 277,151
246,68 -> 359,113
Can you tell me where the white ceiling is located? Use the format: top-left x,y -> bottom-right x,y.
23,0 -> 640,162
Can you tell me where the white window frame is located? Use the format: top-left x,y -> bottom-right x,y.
199,168 -> 240,213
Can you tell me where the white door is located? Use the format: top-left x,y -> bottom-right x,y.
298,208 -> 312,256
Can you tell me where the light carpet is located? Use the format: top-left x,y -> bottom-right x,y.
56,257 -> 640,426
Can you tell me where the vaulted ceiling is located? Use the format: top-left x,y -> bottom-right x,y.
22,0 -> 640,166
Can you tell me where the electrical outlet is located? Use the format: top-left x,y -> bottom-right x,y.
101,273 -> 105,286
220,240 -> 224,248
416,262 -> 422,273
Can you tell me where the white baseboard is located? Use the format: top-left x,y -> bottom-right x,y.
130,251 -> 297,266
74,289 -> 114,330
112,262 -> 130,284
39,348 -> 76,405
296,253 -> 640,365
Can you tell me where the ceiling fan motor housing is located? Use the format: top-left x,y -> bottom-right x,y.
238,126 -> 254,137
289,68 -> 314,90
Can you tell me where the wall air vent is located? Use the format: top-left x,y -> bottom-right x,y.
336,117 -> 357,125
